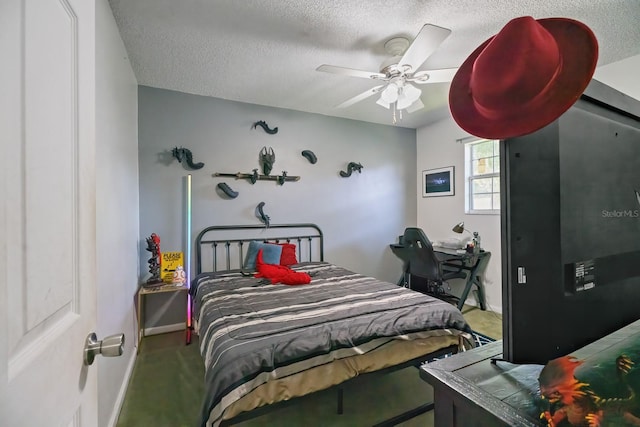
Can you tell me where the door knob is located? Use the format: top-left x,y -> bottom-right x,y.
84,332 -> 125,366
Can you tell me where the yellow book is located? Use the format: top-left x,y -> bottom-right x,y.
161,251 -> 184,283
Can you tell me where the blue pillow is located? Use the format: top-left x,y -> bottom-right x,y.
244,241 -> 283,269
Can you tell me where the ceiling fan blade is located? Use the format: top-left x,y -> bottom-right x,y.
336,85 -> 385,109
399,24 -> 452,73
410,68 -> 458,84
316,64 -> 386,80
406,98 -> 424,113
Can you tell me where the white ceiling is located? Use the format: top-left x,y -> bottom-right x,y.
108,0 -> 640,129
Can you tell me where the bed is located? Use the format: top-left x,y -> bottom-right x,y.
191,223 -> 475,427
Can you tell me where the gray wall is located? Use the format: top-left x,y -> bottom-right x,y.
138,86 -> 417,289
96,1 -> 140,425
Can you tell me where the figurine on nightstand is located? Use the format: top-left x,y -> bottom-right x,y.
172,265 -> 186,285
145,233 -> 163,286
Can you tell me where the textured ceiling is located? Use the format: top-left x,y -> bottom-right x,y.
109,0 -> 640,129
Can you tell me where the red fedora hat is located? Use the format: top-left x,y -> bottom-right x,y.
449,16 -> 598,139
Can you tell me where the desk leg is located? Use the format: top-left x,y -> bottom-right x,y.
397,272 -> 410,288
475,276 -> 487,311
456,274 -> 487,311
457,278 -> 471,311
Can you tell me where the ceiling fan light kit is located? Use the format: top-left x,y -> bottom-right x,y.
380,83 -> 399,104
374,79 -> 423,124
398,83 -> 422,108
317,23 -> 456,125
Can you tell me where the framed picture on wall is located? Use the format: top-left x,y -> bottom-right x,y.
422,166 -> 454,197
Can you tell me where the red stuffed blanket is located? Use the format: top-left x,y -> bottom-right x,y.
254,249 -> 311,285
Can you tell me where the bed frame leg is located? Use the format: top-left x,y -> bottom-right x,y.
371,402 -> 435,427
336,387 -> 344,415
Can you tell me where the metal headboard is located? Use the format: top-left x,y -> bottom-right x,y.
194,223 -> 324,275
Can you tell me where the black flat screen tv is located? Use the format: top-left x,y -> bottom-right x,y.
501,79 -> 640,364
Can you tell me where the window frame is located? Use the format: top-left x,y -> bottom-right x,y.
464,138 -> 500,215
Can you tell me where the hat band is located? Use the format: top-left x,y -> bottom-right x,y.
471,58 -> 563,121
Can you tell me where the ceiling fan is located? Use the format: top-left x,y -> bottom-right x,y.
317,24 -> 457,124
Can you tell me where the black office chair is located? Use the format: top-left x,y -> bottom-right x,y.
398,227 -> 467,297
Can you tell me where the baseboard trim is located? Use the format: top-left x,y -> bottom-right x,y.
107,348 -> 137,427
144,322 -> 186,336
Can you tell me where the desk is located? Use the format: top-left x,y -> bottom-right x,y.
389,244 -> 490,311
420,319 -> 640,427
436,247 -> 490,311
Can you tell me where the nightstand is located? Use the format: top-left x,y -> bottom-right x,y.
136,283 -> 189,353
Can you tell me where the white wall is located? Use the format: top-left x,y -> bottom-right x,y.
416,118 -> 502,313
96,1 -> 139,425
594,54 -> 640,101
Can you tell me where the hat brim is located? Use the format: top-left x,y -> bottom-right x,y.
449,18 -> 598,140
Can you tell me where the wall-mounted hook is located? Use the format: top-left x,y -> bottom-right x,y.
260,146 -> 276,175
217,182 -> 238,198
172,147 -> 204,170
253,120 -> 278,134
277,171 -> 288,185
256,202 -> 270,227
301,150 -> 317,164
339,162 -> 363,177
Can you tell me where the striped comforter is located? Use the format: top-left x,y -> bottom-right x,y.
192,262 -> 474,427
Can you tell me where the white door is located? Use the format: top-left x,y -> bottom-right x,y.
0,0 -> 99,425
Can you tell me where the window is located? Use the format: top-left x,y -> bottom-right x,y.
464,139 -> 500,214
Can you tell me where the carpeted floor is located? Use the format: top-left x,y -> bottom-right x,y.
116,306 -> 502,427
